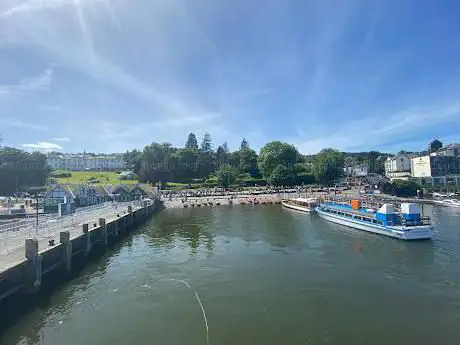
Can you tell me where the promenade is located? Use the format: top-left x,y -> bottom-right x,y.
0,202 -> 142,272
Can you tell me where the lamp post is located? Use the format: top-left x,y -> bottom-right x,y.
28,186 -> 46,236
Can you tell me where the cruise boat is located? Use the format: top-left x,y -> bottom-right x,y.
315,199 -> 433,240
282,197 -> 318,213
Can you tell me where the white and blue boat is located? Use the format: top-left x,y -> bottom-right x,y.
315,200 -> 433,240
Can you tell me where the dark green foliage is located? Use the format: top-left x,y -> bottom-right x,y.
185,133 -> 199,149
312,148 -> 344,185
392,180 -> 421,197
216,164 -> 237,188
0,147 -> 49,194
258,141 -> 298,179
428,139 -> 442,153
240,138 -> 249,151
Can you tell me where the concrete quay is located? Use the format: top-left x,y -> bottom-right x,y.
0,199 -> 162,306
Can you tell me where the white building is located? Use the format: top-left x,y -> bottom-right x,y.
384,154 -> 412,178
344,164 -> 369,177
46,153 -> 126,171
411,156 -> 432,177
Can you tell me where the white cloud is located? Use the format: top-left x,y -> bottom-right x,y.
292,101 -> 460,154
0,69 -> 53,100
51,137 -> 71,142
21,141 -> 63,151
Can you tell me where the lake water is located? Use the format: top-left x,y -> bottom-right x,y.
2,204 -> 460,345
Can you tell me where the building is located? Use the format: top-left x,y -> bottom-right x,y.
344,164 -> 369,177
411,155 -> 460,178
430,143 -> 460,157
46,153 -> 126,171
67,185 -> 112,207
109,184 -> 154,201
384,154 -> 412,178
43,185 -> 76,213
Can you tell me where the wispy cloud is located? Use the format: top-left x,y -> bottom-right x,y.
21,141 -> 63,151
3,119 -> 48,132
51,137 -> 71,142
0,69 -> 53,100
1,0 -> 88,17
293,101 -> 460,154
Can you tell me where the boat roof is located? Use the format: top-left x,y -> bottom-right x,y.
323,202 -> 377,218
291,197 -> 317,203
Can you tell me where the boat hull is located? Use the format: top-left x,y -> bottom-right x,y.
282,201 -> 315,213
316,207 -> 433,240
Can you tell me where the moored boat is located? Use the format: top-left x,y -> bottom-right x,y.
315,199 -> 433,240
282,197 -> 318,213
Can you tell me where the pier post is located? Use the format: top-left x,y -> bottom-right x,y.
114,219 -> 119,238
24,238 -> 42,293
99,218 -> 107,248
82,223 -> 91,255
143,200 -> 148,217
60,231 -> 72,273
128,205 -> 133,227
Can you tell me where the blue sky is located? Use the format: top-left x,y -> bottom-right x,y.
1,0 -> 460,154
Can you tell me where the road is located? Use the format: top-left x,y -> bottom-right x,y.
0,202 -> 142,272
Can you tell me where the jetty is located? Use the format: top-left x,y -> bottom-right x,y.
0,199 -> 162,303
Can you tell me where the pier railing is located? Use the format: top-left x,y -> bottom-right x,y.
0,201 -> 141,255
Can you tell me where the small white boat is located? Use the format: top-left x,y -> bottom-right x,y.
433,199 -> 460,208
282,197 -> 318,213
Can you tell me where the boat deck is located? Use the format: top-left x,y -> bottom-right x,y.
323,203 -> 377,218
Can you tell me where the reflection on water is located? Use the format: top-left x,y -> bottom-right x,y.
2,204 -> 460,345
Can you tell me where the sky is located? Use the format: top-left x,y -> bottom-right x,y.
1,0 -> 460,155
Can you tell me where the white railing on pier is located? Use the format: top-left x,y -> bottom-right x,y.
0,201 -> 141,255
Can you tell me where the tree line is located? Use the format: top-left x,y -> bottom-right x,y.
123,132 -> 350,188
0,146 -> 48,195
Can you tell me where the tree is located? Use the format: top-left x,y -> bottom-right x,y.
138,142 -> 175,183
429,139 -> 442,153
123,149 -> 143,174
185,133 -> 199,149
216,143 -> 229,168
392,180 -> 420,197
269,164 -> 295,186
200,132 -> 213,153
196,151 -> 215,179
258,141 -> 298,179
312,148 -> 344,185
175,148 -> 199,179
216,164 -> 237,188
240,138 -> 249,151
239,147 -> 259,177
0,147 -> 49,194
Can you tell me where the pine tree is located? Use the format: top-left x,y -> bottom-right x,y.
200,132 -> 213,152
240,138 -> 249,151
185,133 -> 198,149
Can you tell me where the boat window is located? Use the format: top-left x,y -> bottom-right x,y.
372,219 -> 377,224
377,220 -> 383,225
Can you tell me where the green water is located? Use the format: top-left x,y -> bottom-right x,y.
2,204 -> 460,345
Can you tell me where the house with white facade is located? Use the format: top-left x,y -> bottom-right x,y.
344,164 -> 369,177
46,153 -> 126,171
384,154 -> 412,179
43,184 -> 76,213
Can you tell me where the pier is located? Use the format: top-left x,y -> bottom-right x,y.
0,199 -> 162,304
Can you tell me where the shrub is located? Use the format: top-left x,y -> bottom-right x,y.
49,170 -> 72,178
392,180 -> 421,197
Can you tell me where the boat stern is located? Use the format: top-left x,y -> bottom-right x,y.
399,225 -> 434,240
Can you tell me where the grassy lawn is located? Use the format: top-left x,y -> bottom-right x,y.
53,171 -> 138,185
